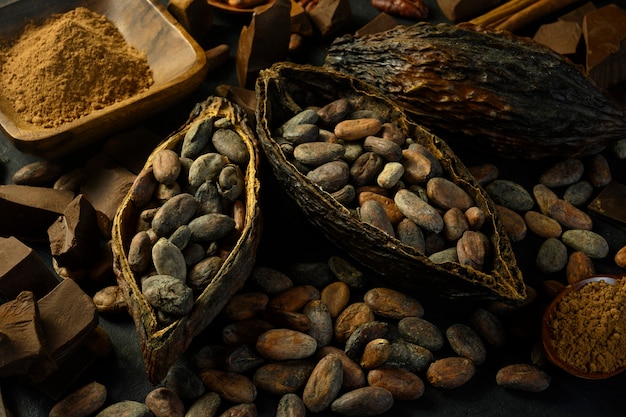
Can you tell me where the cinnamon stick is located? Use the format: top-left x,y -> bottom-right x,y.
495,0 -> 583,32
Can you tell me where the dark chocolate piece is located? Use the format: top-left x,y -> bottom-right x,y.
308,0 -> 352,38
588,181 -> 626,230
167,0 -> 213,41
533,20 -> 582,56
437,0 -> 501,23
0,236 -> 60,300
355,12 -> 399,37
0,291 -> 49,377
583,4 -> 626,90
0,185 -> 74,240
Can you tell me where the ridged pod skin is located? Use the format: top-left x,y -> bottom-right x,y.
325,22 -> 626,160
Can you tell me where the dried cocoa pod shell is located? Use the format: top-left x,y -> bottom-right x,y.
256,62 -> 525,302
324,22 -> 626,160
111,97 -> 262,384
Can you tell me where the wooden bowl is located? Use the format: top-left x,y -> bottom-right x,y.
111,96 -> 262,384
542,276 -> 626,379
0,0 -> 209,159
255,62 -> 526,303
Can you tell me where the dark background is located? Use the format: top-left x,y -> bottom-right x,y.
1,0 -> 626,415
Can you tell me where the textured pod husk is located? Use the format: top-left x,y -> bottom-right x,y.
111,96 -> 262,384
255,62 -> 525,302
324,22 -> 626,160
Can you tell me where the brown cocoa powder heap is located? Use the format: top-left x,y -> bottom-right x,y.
549,279 -> 626,373
0,7 -> 154,127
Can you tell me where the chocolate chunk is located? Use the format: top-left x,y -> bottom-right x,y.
437,0 -> 501,22
80,153 -> 137,223
588,181 -> 626,230
48,194 -> 101,269
558,1 -> 595,25
0,291 -> 49,377
290,0 -> 313,36
355,12 -> 399,37
533,20 -> 582,56
236,0 -> 291,89
0,236 -> 60,300
308,0 -> 352,38
167,0 -> 213,41
0,184 -> 74,240
583,4 -> 626,90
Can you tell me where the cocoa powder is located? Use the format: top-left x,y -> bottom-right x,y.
0,7 -> 153,127
548,279 -> 626,373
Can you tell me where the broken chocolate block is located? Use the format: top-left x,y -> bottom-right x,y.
558,1 -> 595,24
236,0 -> 291,88
533,20 -> 582,56
583,4 -> 626,90
80,153 -> 137,224
0,236 -> 60,301
291,0 -> 313,36
48,194 -> 101,270
0,185 -> 74,241
26,278 -> 98,383
588,181 -> 626,230
437,0 -> 501,22
167,0 -> 213,41
355,12 -> 399,37
0,291 -> 50,378
308,0 -> 352,38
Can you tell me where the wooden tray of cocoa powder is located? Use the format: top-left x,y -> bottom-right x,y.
0,0 -> 208,159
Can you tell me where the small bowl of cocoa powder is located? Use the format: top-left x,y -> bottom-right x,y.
542,275 -> 626,379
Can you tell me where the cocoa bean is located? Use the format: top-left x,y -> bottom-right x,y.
253,360 -> 315,395
327,256 -> 367,288
256,329 -> 317,360
344,321 -> 389,360
268,285 -> 321,313
152,193 -> 198,237
467,163 -> 499,186
320,281 -> 351,319
142,275 -> 193,317
363,135 -> 402,161
330,386 -> 394,416
186,392 -> 221,417
218,403 -> 257,417
317,98 -> 351,126
294,142 -> 345,166
307,160 -> 350,193
360,338 -> 392,369
547,199 -> 593,230
536,237 -> 568,274
95,401 -> 152,417
586,153 -> 612,188
316,346 -> 367,391
465,206 -> 486,230
350,152 -> 385,186
212,128 -> 250,165
188,213 -> 236,242
566,251 -> 596,284
446,323 -> 487,365
396,218 -> 426,253
533,183 -> 559,215
277,393 -> 306,417
398,317 -> 444,351
367,366 -> 425,400
427,177 -> 474,210
152,238 -> 186,281
334,118 -> 382,141
302,354 -> 344,412
129,168 -> 157,208
468,308 -> 505,347
539,158 -> 584,187
251,266 -> 293,294
426,357 -> 475,389
334,302 -> 375,344
187,256 -> 224,290
93,285 -> 127,315
564,181 -> 594,207
561,229 -> 609,258
495,363 -> 550,392
443,207 -> 469,241
380,122 -> 406,146
225,344 -> 265,374
400,148 -> 440,184
358,191 -> 404,224
615,245 -> 626,268
221,292 -> 269,321
188,153 -> 228,188
182,117 -> 213,159
486,179 -> 534,212
376,162 -> 405,189
394,188 -> 443,233
152,149 -> 181,186
145,387 -> 185,417
222,318 -> 274,346
524,210 -> 562,239
199,369 -> 257,403
496,205 -> 527,242
387,339 -> 433,372
49,381 -> 107,417
363,287 -> 424,319
456,231 -> 486,270
359,199 -> 396,237
303,300 -> 334,347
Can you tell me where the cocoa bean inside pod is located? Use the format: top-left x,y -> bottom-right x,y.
111,96 -> 262,384
255,62 -> 525,302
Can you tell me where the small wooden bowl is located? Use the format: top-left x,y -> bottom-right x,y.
0,0 -> 208,159
542,276 -> 626,379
